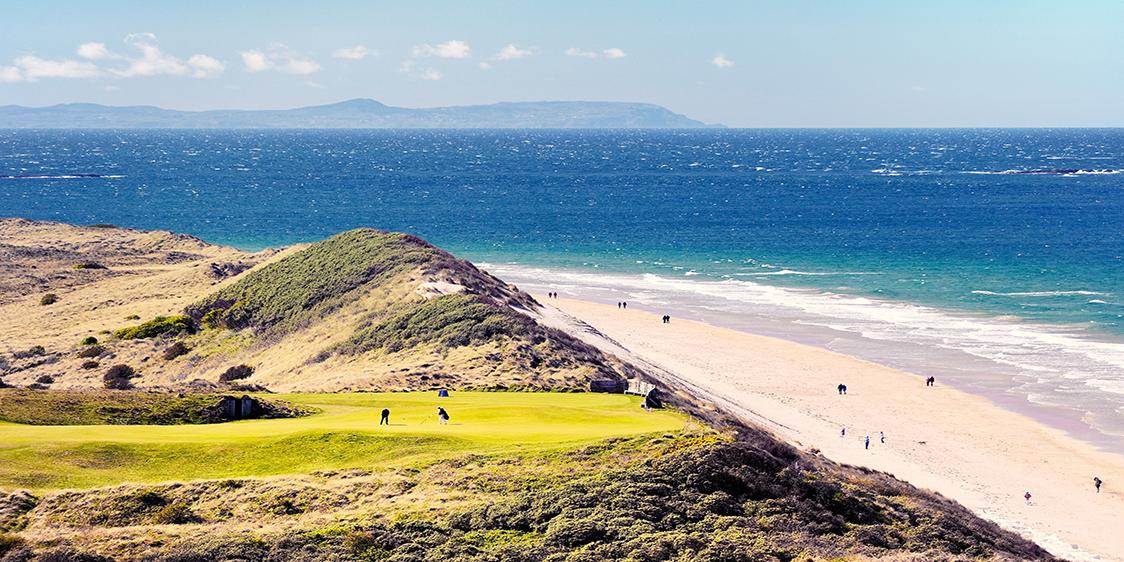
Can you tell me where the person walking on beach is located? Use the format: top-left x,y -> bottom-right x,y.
623,301 -> 628,309
380,408 -> 390,425
926,376 -> 935,387
617,302 -> 622,309
1024,491 -> 1032,504
840,427 -> 846,437
436,406 -> 450,425
879,431 -> 885,444
1094,476 -> 1102,493
864,435 -> 870,450
837,383 -> 847,395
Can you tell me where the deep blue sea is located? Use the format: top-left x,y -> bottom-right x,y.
3,129 -> 1124,446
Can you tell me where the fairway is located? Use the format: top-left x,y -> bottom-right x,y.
0,391 -> 686,490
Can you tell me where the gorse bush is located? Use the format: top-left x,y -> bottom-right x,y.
81,336 -> 99,345
200,308 -> 225,329
77,345 -> 105,358
103,364 -> 137,390
39,293 -> 58,306
339,294 -> 533,355
163,341 -> 190,360
115,315 -> 196,340
218,364 -> 254,382
72,262 -> 107,270
13,345 -> 46,359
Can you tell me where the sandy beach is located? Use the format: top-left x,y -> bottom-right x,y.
536,295 -> 1124,561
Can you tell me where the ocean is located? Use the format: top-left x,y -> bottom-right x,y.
2,128 -> 1123,448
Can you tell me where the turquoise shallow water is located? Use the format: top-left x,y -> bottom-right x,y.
2,128 -> 1124,448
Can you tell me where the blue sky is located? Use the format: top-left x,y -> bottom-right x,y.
1,1 -> 1122,126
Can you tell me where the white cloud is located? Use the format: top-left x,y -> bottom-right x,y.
478,62 -> 492,70
1,33 -> 221,82
187,54 -> 224,78
412,40 -> 471,59
1,55 -> 101,82
564,47 -> 598,58
421,68 -> 442,80
241,50 -> 272,72
304,80 -> 325,88
332,45 -> 374,60
565,47 -> 625,59
110,33 -> 189,77
495,43 -> 533,60
283,57 -> 320,75
0,66 -> 22,83
240,45 -> 320,75
77,42 -> 112,60
711,54 -> 734,68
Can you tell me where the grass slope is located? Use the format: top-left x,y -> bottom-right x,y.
186,229 -> 453,333
0,392 -> 684,490
176,228 -> 632,391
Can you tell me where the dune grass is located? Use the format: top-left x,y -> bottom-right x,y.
0,392 -> 685,491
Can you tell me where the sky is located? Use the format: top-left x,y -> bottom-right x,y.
1,1 -> 1122,127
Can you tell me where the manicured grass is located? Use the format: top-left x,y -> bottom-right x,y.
0,392 -> 685,491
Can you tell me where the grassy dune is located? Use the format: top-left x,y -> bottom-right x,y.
0,392 -> 685,490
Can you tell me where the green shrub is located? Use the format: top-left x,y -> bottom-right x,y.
219,364 -> 254,382
104,364 -> 137,390
115,315 -> 196,340
39,293 -> 58,306
125,314 -> 141,320
201,308 -> 225,329
77,344 -> 105,358
72,262 -> 107,270
81,360 -> 100,370
35,375 -> 53,385
338,294 -> 531,355
152,503 -> 200,524
81,336 -> 99,345
163,341 -> 190,360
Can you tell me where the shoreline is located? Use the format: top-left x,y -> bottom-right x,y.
531,292 -> 1124,561
486,262 -> 1124,454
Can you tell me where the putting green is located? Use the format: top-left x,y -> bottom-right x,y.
0,391 -> 685,490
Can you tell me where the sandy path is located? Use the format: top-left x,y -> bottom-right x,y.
536,295 -> 1124,562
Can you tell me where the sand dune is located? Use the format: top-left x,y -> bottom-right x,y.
536,295 -> 1124,562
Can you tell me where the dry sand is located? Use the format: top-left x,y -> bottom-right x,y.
536,295 -> 1124,562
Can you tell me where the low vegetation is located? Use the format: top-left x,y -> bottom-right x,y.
38,294 -> 57,306
102,364 -> 137,390
77,344 -> 104,358
71,262 -> 107,270
12,346 -> 46,360
162,341 -> 189,360
187,229 -> 448,333
0,389 -> 306,426
218,364 -> 253,382
339,294 -> 535,354
81,336 -> 99,346
114,315 -> 196,340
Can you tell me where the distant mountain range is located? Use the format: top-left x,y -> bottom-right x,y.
0,98 -> 719,129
